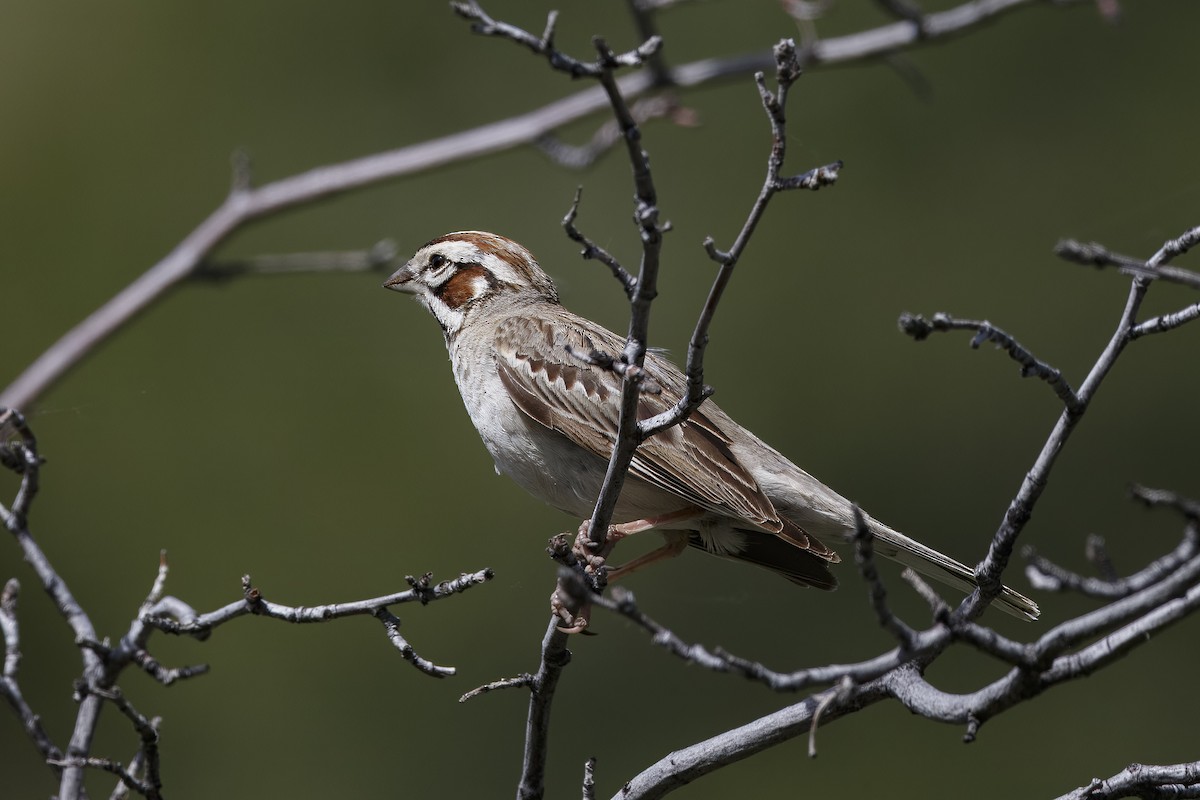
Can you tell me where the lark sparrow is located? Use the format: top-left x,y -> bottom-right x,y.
384,231 -> 1039,621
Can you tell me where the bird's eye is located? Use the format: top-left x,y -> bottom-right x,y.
428,253 -> 448,270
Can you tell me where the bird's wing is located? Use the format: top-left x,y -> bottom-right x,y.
493,314 -> 786,533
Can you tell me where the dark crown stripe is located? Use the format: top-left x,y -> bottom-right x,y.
423,231 -> 552,295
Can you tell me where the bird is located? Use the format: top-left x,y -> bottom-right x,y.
383,231 -> 1039,623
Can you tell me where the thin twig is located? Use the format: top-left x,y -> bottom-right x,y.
808,676 -> 852,758
452,2 -> 662,77
49,756 -> 160,800
0,578 -> 66,770
517,618 -> 572,800
562,188 -> 636,297
593,584 -> 954,691
145,570 -> 492,635
459,673 -> 535,703
1026,488 -> 1200,599
851,505 -> 917,649
577,31 -> 670,554
374,608 -> 458,678
1130,301 -> 1200,339
1054,760 -> 1200,800
623,0 -> 672,86
108,723 -> 158,800
581,756 -> 598,800
640,39 -> 842,441
0,412 -> 108,798
538,95 -> 691,170
1132,484 -> 1200,521
875,0 -> 927,28
196,240 -> 398,281
1085,533 -> 1119,582
900,568 -> 952,622
1027,526 -> 1198,600
1056,230 -> 1200,290
898,312 -> 1079,409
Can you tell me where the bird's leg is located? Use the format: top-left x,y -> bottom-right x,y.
570,506 -> 700,578
554,509 -> 702,634
606,532 -> 689,582
572,506 -> 702,563
555,531 -> 689,632
606,507 -> 704,539
571,506 -> 703,578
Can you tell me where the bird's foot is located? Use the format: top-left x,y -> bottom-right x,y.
551,576 -> 593,634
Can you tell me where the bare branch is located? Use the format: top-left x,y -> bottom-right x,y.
195,240 -> 398,281
129,648 -> 209,687
874,0 -> 926,28
1131,301 -> 1200,338
639,40 -> 842,442
46,682 -> 165,799
1132,485 -> 1200,521
517,618 -> 572,800
0,578 -> 65,771
898,312 -> 1079,409
374,608 -> 457,678
108,726 -> 158,800
623,0 -> 671,86
574,32 -> 672,555
1055,761 -> 1200,800
808,676 -> 853,758
582,756 -> 598,800
145,570 -> 492,640
851,505 -> 917,649
3,406 -> 496,795
49,756 -> 159,800
901,568 -> 954,620
630,0 -> 698,10
596,483 -> 1200,791
1027,526 -> 1199,600
617,567 -> 1200,800
1,412 -> 109,797
618,681 -> 891,799
563,346 -> 662,396
538,96 -> 692,170
1085,533 -> 1120,582
1056,227 -> 1200,290
452,1 -> 663,77
459,673 -> 535,703
561,191 -> 640,305
593,584 -> 954,692
1028,487 -> 1200,600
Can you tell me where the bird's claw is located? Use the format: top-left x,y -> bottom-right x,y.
551,582 -> 593,634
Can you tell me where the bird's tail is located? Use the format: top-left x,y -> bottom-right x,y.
865,519 -> 1040,621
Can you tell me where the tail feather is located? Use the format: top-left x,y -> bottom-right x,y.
687,531 -> 839,590
684,518 -> 1040,621
865,519 -> 1040,621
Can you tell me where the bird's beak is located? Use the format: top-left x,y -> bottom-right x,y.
382,264 -> 417,293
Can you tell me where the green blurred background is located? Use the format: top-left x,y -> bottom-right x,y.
3,1 -> 1198,797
